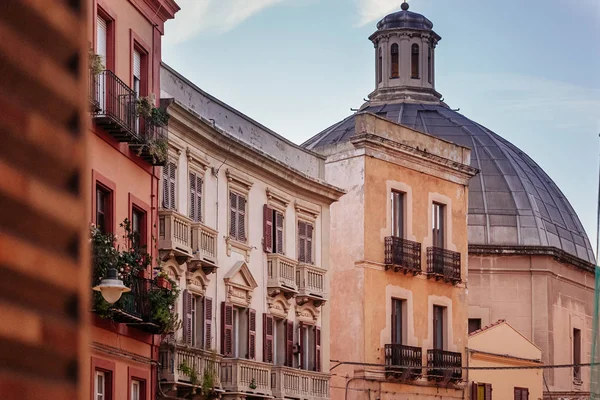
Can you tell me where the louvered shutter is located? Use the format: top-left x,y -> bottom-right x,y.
248,309 -> 256,359
162,164 -> 169,208
237,195 -> 246,242
471,382 -> 478,400
314,326 -> 321,372
169,162 -> 176,210
285,320 -> 294,367
263,205 -> 273,252
229,192 -> 237,239
275,211 -> 284,254
306,223 -> 313,264
196,175 -> 202,222
299,322 -> 304,369
183,290 -> 193,346
298,222 -> 306,262
484,383 -> 492,400
189,172 -> 196,221
204,297 -> 213,349
263,314 -> 274,363
514,388 -> 521,400
96,16 -> 107,64
524,389 -> 528,400
221,302 -> 233,357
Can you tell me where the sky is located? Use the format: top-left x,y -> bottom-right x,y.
163,0 -> 600,252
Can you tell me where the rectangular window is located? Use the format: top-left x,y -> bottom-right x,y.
264,206 -> 285,254
189,172 -> 203,222
432,203 -> 444,248
391,191 -> 404,238
131,207 -> 146,249
298,324 -> 321,372
95,370 -> 105,400
162,161 -> 177,209
298,221 -> 314,264
96,185 -> 112,234
229,191 -> 247,242
391,298 -> 405,344
574,328 -> 581,380
133,49 -> 141,96
433,305 -> 445,350
468,318 -> 482,334
274,318 -> 285,366
472,382 -> 492,400
130,380 -> 140,400
514,387 -> 529,400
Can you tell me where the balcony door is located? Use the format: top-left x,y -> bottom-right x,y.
391,298 -> 404,345
133,49 -> 141,135
96,15 -> 107,109
391,191 -> 404,239
433,305 -> 445,350
432,203 -> 444,248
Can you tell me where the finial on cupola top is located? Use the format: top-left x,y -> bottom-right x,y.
401,1 -> 409,11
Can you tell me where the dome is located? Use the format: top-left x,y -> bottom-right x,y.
303,102 -> 595,265
376,3 -> 434,32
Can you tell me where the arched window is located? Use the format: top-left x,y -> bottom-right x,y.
411,44 -> 419,79
378,47 -> 382,83
427,46 -> 432,84
391,44 -> 399,79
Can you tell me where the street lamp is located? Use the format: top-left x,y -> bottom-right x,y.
93,267 -> 130,304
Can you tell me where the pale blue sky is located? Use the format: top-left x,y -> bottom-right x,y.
164,0 -> 600,251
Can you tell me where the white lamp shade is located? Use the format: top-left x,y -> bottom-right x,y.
93,276 -> 131,304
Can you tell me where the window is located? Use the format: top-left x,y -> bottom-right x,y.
391,43 -> 399,78
427,46 -> 432,84
299,324 -> 321,372
468,318 -> 482,334
95,370 -> 106,400
229,191 -> 247,242
471,382 -> 492,400
221,303 -> 253,359
411,44 -> 420,79
162,161 -> 177,209
574,328 -> 581,380
432,203 -> 444,248
96,16 -> 108,68
131,207 -> 146,249
378,47 -> 382,83
96,184 -> 112,234
391,298 -> 405,344
184,291 -> 213,349
133,49 -> 141,97
298,221 -> 314,264
189,171 -> 203,222
514,387 -> 529,400
130,380 -> 140,400
391,191 -> 404,238
263,205 -> 284,254
433,305 -> 445,350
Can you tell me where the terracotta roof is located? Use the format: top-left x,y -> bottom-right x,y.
469,319 -> 506,337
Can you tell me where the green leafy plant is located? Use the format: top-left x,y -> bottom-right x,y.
146,136 -> 169,164
135,94 -> 155,118
179,360 -> 200,387
200,351 -> 219,398
249,378 -> 257,390
149,107 -> 170,127
88,44 -> 104,76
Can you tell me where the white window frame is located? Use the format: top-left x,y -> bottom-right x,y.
131,380 -> 140,400
95,370 -> 105,400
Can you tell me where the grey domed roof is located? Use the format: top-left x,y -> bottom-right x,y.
303,102 -> 595,264
376,3 -> 434,31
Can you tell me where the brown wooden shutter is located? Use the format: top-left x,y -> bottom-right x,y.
484,383 -> 492,400
298,221 -> 306,262
204,297 -> 213,349
314,326 -> 321,372
237,194 -> 246,241
221,302 -> 234,357
169,161 -> 176,209
471,382 -> 478,400
275,211 -> 284,254
229,192 -> 237,239
299,322 -> 304,369
514,388 -> 521,400
183,290 -> 193,346
524,389 -> 529,400
162,163 -> 169,208
189,172 -> 196,221
306,223 -> 313,264
197,175 -> 203,222
248,308 -> 257,359
285,320 -> 294,367
263,205 -> 273,252
263,314 -> 274,363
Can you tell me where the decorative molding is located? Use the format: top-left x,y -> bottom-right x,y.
226,168 -> 253,193
266,187 -> 291,210
225,236 -> 252,262
223,261 -> 258,308
186,269 -> 209,296
295,200 -> 320,220
266,293 -> 291,319
186,147 -> 210,171
295,303 -> 319,324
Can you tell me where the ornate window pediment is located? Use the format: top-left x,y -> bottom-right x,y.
295,302 -> 320,325
186,269 -> 208,296
266,293 -> 291,319
223,261 -> 258,307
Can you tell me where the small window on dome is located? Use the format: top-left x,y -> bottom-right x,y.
411,44 -> 419,79
378,47 -> 383,83
391,44 -> 399,79
427,46 -> 432,84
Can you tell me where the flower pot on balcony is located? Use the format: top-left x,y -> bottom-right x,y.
157,276 -> 172,290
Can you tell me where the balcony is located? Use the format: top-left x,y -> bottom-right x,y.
426,247 -> 461,284
426,349 -> 462,383
384,236 -> 422,275
129,120 -> 169,166
159,210 -> 193,261
296,264 -> 326,306
267,253 -> 298,298
271,366 -> 330,400
90,70 -> 137,141
190,222 -> 218,275
384,344 -> 422,380
221,358 -> 272,396
159,343 -> 221,392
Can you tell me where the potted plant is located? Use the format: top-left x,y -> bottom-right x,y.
88,44 -> 104,76
135,94 -> 155,119
156,271 -> 172,290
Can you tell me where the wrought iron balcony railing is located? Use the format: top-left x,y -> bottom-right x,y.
426,349 -> 462,382
384,344 -> 422,380
130,120 -> 169,166
426,247 -> 461,284
384,236 -> 421,274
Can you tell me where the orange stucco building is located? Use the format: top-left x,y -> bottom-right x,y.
88,0 -> 178,399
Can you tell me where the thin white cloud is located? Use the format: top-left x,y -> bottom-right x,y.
165,0 -> 286,44
355,0 -> 406,26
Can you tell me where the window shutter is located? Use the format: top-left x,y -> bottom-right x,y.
204,297 -> 213,349
221,302 -> 233,357
298,222 -> 306,262
471,382 -> 478,400
514,388 -> 521,400
299,322 -> 304,369
197,175 -> 202,222
248,309 -> 256,359
162,164 -> 169,208
96,16 -> 107,63
133,49 -> 141,79
524,389 -> 529,400
263,205 -> 273,252
484,383 -> 492,400
391,300 -> 397,344
275,211 -> 284,254
189,172 -> 196,221
285,320 -> 294,367
314,326 -> 321,372
168,162 -> 176,210
183,290 -> 193,346
263,314 -> 274,363
306,223 -> 313,264
229,192 -> 237,239
237,195 -> 246,242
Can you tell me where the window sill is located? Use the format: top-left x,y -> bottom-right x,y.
226,236 -> 252,261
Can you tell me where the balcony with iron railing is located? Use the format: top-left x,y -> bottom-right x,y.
267,253 -> 298,298
190,221 -> 218,275
384,236 -> 422,275
159,210 -> 193,260
296,264 -> 327,306
426,247 -> 461,284
384,344 -> 422,380
159,343 -> 221,392
220,358 -> 273,397
426,349 -> 462,383
271,366 -> 330,400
